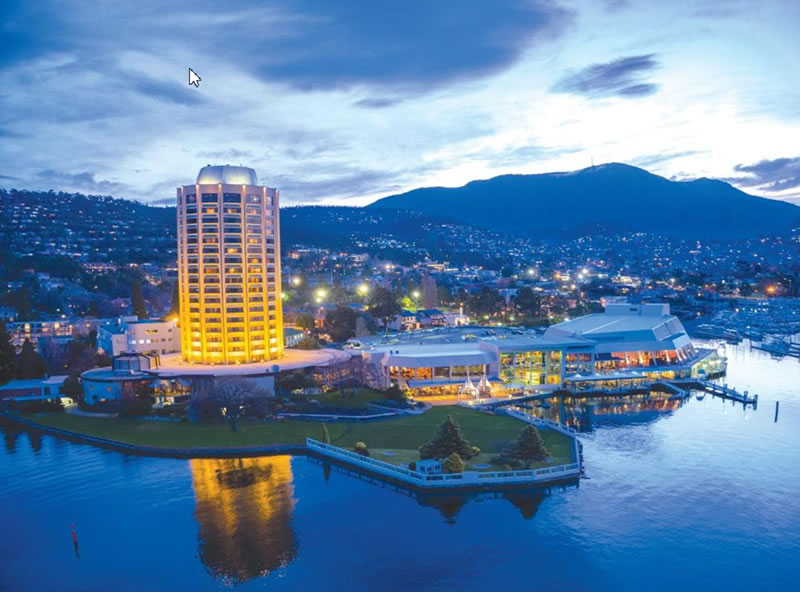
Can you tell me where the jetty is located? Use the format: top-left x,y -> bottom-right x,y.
671,378 -> 758,406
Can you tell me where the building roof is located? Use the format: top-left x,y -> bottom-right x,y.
196,165 -> 258,185
545,304 -> 685,344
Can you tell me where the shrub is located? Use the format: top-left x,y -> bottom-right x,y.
443,452 -> 465,474
408,461 -> 417,471
354,441 -> 370,457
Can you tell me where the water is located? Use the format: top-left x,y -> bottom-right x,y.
2,342 -> 799,592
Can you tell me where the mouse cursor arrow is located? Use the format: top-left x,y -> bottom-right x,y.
188,68 -> 201,87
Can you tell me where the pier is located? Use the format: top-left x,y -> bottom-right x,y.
672,379 -> 758,406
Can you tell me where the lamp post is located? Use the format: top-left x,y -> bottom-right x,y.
412,290 -> 421,312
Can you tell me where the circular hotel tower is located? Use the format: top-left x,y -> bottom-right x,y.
177,165 -> 283,364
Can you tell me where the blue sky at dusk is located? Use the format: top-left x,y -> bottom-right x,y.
1,0 -> 798,205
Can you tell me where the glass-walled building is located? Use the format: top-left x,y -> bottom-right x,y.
177,165 -> 283,364
352,304 -> 726,398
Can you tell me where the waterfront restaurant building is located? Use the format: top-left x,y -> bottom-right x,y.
351,304 -> 725,398
177,165 -> 283,364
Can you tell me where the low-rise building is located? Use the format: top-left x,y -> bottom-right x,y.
98,317 -> 180,357
349,303 -> 725,398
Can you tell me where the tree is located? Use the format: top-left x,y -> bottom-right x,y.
323,306 -> 357,342
0,321 -> 16,385
508,425 -> 550,468
168,281 -> 180,317
295,336 -> 322,350
16,339 -> 46,379
443,452 -> 465,474
62,375 -> 82,400
368,286 -> 401,331
200,377 -> 266,432
295,312 -> 316,332
131,280 -> 147,319
420,415 -> 479,460
321,423 -> 331,444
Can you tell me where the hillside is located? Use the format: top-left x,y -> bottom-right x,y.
368,163 -> 800,239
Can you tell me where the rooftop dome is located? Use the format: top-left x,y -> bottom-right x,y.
196,165 -> 259,186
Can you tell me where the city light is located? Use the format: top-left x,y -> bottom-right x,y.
315,288 -> 328,300
357,283 -> 369,296
291,276 -> 302,286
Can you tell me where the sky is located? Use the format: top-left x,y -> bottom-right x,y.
1,0 -> 799,207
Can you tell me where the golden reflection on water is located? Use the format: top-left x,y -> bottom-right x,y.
190,456 -> 297,585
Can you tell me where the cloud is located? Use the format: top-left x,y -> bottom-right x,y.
352,97 -> 403,109
149,197 -> 177,206
128,73 -> 207,106
272,169 -> 405,204
551,54 -> 660,99
1,0 -> 574,95
631,150 -> 705,169
36,170 -> 130,195
724,157 -> 800,192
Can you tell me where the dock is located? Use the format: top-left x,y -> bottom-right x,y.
672,379 -> 758,406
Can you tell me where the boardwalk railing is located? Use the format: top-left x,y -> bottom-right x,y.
497,407 -> 578,437
306,438 -> 580,488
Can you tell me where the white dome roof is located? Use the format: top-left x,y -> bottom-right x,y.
196,165 -> 258,185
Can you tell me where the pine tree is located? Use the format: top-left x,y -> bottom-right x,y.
420,415 -> 478,460
16,339 -> 46,379
508,425 -> 550,468
0,321 -> 17,385
131,281 -> 147,319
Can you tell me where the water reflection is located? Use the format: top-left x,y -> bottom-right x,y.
415,488 -> 550,523
522,391 -> 689,432
190,456 -> 297,585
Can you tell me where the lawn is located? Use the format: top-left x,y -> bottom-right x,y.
14,406 -> 574,466
309,388 -> 389,409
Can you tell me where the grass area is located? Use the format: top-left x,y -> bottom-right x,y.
309,388 -> 389,409
14,406 -> 573,466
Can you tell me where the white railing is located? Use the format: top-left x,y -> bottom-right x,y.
500,407 -> 578,436
306,438 -> 580,488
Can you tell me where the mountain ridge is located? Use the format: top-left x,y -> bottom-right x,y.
368,163 -> 800,239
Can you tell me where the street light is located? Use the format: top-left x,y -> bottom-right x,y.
412,290 -> 421,312
291,276 -> 302,286
357,283 -> 369,297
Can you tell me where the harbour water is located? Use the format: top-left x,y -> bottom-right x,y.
1,340 -> 799,591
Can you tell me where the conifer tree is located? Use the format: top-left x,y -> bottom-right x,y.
420,415 -> 478,460
131,281 -> 147,319
0,321 -> 16,385
508,425 -> 550,468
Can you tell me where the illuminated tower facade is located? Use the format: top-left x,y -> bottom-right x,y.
177,165 -> 283,364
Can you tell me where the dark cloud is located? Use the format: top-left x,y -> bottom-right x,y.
150,197 -> 177,206
631,150 -> 705,168
0,174 -> 20,180
724,157 -> 800,192
272,169 -> 404,204
352,97 -> 403,109
36,170 -> 130,194
1,1 -> 574,94
129,73 -> 207,106
604,0 -> 631,12
551,54 -> 660,99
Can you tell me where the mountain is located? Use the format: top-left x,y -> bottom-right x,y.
368,163 -> 800,239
